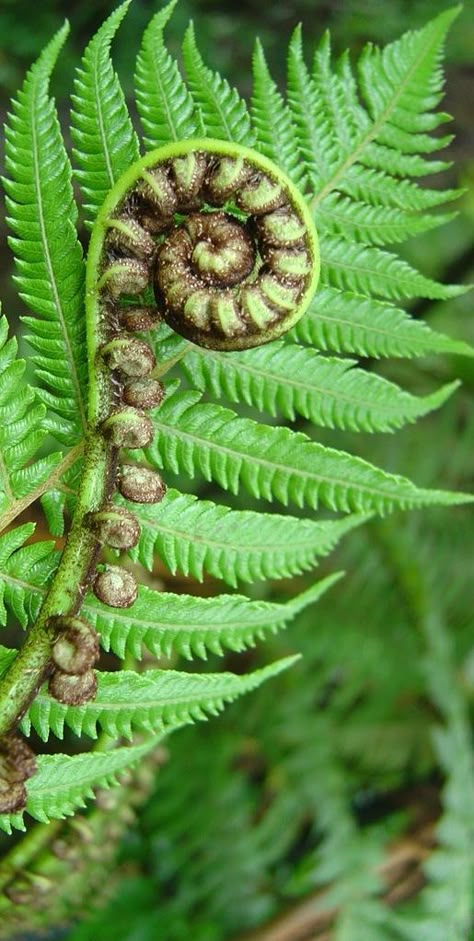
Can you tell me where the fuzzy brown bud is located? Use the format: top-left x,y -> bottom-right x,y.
0,732 -> 37,780
0,779 -> 27,814
106,217 -> 156,261
120,306 -> 162,333
101,408 -> 154,448
89,505 -> 140,550
48,669 -> 98,706
100,258 -> 150,299
122,378 -> 165,410
118,465 -> 167,504
51,617 -> 100,675
93,565 -> 138,608
101,335 -> 156,378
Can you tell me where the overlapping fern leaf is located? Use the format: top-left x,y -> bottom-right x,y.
0,0 -> 472,834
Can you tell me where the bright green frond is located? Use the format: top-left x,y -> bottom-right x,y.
181,342 -> 458,433
23,657 -> 298,741
319,234 -> 464,301
135,0 -> 198,149
71,1 -> 139,227
0,739 -> 159,833
291,286 -> 474,359
0,525 -> 58,628
85,577 -> 339,661
127,488 -> 364,586
3,25 -> 87,444
0,315 -> 61,515
182,23 -> 254,143
251,39 -> 306,189
146,387 -> 471,515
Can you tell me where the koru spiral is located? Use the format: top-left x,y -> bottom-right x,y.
0,140 -> 319,809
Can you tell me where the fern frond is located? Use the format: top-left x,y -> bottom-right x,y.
181,342 -> 458,433
135,0 -> 198,149
182,23 -> 254,143
127,488 -> 364,586
316,190 -> 456,246
71,1 -> 139,227
319,234 -> 464,301
0,738 -> 158,833
292,286 -> 474,359
3,25 -> 87,445
251,39 -> 306,189
0,525 -> 57,627
0,316 -> 61,514
146,387 -> 471,515
23,657 -> 298,741
85,578 -> 339,661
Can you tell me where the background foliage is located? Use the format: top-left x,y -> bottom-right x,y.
0,0 -> 472,938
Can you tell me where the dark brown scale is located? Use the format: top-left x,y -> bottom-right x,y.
122,378 -> 165,410
49,669 -> 98,706
120,306 -> 162,333
170,152 -> 209,209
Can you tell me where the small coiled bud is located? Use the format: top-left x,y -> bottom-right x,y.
99,258 -> 150,298
106,217 -> 156,261
3,873 -> 52,905
101,408 -> 154,448
51,617 -> 100,675
120,306 -> 162,333
122,378 -> 165,410
89,505 -> 140,550
0,779 -> 27,814
48,669 -> 98,706
94,565 -> 138,608
1,732 -> 37,780
101,335 -> 156,378
118,464 -> 167,504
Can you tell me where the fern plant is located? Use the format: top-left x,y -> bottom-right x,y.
0,0 -> 471,851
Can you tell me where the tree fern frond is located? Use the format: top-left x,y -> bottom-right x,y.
338,165 -> 461,211
85,577 -> 339,661
298,8 -> 461,203
180,342 -> 458,433
182,23 -> 254,144
135,0 -> 198,149
23,657 -> 298,741
0,315 -> 62,514
251,39 -> 306,189
71,0 -> 139,227
127,488 -> 364,586
319,234 -> 464,301
316,191 -> 456,246
0,525 -> 57,627
3,25 -> 87,444
146,387 -> 471,515
0,738 -> 159,833
291,286 -> 474,359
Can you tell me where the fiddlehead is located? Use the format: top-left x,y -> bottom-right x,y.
0,138 -> 319,808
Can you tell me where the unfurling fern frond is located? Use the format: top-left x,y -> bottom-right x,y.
0,0 -> 471,858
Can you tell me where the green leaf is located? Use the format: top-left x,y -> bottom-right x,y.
84,577 -> 339,661
319,234 -> 464,301
0,525 -> 57,628
0,739 -> 159,832
316,190 -> 456,247
146,387 -> 471,515
23,657 -> 299,741
251,39 -> 306,189
3,25 -> 87,444
71,0 -> 139,227
127,488 -> 364,586
181,342 -> 458,433
135,0 -> 198,149
290,286 -> 474,359
0,315 -> 61,514
182,23 -> 254,143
